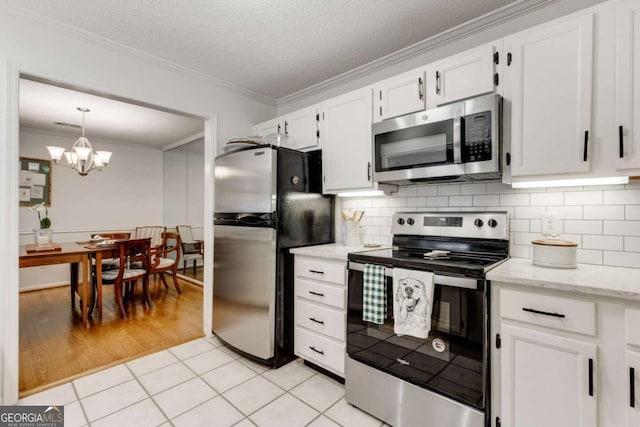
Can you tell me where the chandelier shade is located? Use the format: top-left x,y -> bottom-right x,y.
46,107 -> 112,176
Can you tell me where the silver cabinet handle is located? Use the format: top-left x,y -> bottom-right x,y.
435,71 -> 441,95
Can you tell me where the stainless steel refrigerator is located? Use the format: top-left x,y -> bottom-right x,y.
213,144 -> 334,367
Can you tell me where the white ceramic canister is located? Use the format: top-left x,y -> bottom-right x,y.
531,238 -> 578,269
343,221 -> 361,246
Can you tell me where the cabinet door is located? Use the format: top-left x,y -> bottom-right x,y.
430,43 -> 496,107
504,13 -> 594,176
283,105 -> 320,150
501,324 -> 597,427
253,117 -> 282,137
373,70 -> 425,122
321,88 -> 374,192
627,351 -> 640,426
616,0 -> 640,170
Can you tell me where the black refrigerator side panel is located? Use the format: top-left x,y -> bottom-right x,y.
272,147 -> 334,367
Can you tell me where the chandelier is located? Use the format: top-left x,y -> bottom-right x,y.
46,108 -> 112,176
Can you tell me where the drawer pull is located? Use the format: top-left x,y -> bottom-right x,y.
309,269 -> 325,275
631,367 -> 636,408
588,358 -> 594,397
309,346 -> 324,355
309,317 -> 325,325
308,290 -> 325,297
522,307 -> 565,319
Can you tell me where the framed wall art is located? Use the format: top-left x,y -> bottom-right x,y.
19,157 -> 52,207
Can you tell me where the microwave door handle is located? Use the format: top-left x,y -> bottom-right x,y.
453,115 -> 463,164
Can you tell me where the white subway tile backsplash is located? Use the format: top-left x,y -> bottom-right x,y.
449,196 -> 472,206
510,219 -> 529,232
460,183 -> 486,195
437,184 -> 461,196
577,249 -> 603,265
509,244 -> 530,259
603,251 -> 640,268
582,235 -> 623,251
500,193 -> 530,206
398,186 -> 417,197
473,195 -> 499,206
551,206 -> 583,220
627,206 -> 640,220
604,189 -> 640,205
514,206 -> 546,219
416,186 -> 438,196
583,205 -> 625,220
348,182 -> 639,268
486,182 -> 513,194
407,197 -> 427,207
564,191 -> 602,206
625,237 -> 640,252
530,192 -> 564,206
564,220 -> 602,235
426,197 -> 448,207
603,221 -> 640,236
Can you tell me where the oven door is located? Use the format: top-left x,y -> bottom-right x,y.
346,262 -> 487,410
372,101 -> 465,184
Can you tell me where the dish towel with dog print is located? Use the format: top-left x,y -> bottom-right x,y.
363,264 -> 386,324
393,268 -> 434,338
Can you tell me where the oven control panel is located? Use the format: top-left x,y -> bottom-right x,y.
392,211 -> 508,240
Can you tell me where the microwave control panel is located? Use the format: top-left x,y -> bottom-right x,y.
462,111 -> 492,163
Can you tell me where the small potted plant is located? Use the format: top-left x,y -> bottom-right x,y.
30,202 -> 53,247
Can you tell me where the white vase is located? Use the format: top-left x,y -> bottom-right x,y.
33,228 -> 54,247
343,221 -> 361,246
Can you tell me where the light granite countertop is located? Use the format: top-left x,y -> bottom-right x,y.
290,243 -> 385,261
487,258 -> 640,301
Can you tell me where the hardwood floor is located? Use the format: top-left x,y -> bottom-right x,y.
19,276 -> 204,397
179,265 -> 204,282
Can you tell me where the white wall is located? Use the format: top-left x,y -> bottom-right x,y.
0,4 -> 276,404
340,180 -> 640,269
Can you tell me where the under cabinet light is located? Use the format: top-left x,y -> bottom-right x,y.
511,176 -> 629,189
337,190 -> 387,198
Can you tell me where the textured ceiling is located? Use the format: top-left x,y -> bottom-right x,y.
20,79 -> 204,148
12,0 -> 517,100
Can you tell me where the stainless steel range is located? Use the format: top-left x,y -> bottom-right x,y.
345,211 -> 509,427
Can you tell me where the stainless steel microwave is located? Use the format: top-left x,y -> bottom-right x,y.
372,93 -> 503,184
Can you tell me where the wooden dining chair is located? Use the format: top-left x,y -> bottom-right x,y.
101,237 -> 152,318
90,232 -> 131,270
176,225 -> 203,274
147,231 -> 182,294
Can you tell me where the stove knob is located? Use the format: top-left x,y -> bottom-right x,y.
488,218 -> 498,228
474,218 -> 484,227
407,218 -> 415,225
397,218 -> 405,225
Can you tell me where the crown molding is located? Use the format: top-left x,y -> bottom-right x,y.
2,4 -> 277,106
277,0 -> 555,107
162,131 -> 205,151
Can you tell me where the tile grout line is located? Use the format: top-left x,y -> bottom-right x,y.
69,381 -> 91,427
124,362 -> 173,426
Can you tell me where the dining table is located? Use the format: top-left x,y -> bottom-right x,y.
19,241 -> 119,328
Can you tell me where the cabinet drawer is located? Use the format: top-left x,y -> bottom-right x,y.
295,257 -> 345,285
295,278 -> 346,310
625,309 -> 640,346
296,299 -> 345,341
295,327 -> 345,376
500,288 -> 596,336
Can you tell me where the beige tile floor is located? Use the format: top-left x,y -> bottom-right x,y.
18,336 -> 386,427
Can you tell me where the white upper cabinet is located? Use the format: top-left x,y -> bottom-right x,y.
504,13 -> 594,177
425,42 -> 499,108
616,0 -> 640,170
252,105 -> 321,151
321,87 -> 374,193
372,69 -> 425,122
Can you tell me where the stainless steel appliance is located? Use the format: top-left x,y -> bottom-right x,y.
372,93 -> 503,184
213,145 -> 333,367
346,211 -> 509,427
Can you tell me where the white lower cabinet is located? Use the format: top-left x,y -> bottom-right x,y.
500,323 -> 597,427
493,283 -> 640,427
293,255 -> 346,377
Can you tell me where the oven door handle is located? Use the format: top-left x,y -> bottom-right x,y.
453,115 -> 463,164
348,261 -> 479,290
